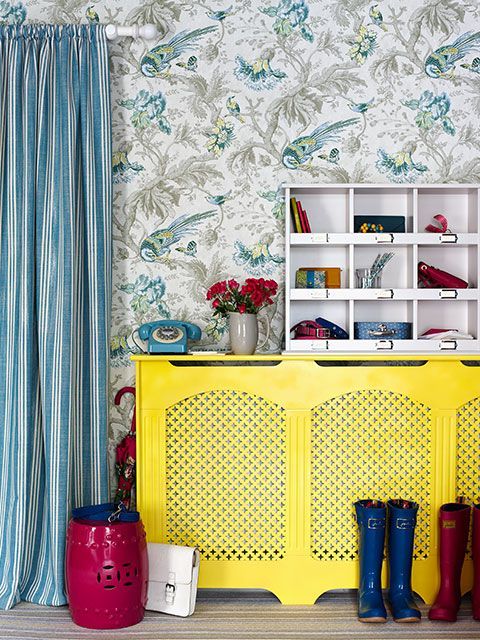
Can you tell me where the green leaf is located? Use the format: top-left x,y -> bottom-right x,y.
131,110 -> 150,130
403,99 -> 419,110
157,116 -> 172,135
442,116 -> 455,135
273,18 -> 294,37
260,6 -> 278,16
300,24 -> 314,42
120,99 -> 136,110
411,0 -> 466,36
415,111 -> 434,130
119,284 -> 135,294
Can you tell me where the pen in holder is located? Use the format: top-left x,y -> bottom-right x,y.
356,252 -> 395,289
356,268 -> 382,289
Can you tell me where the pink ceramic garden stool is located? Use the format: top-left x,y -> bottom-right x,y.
65,503 -> 148,629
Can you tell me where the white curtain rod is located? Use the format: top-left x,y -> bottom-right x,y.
105,24 -> 158,40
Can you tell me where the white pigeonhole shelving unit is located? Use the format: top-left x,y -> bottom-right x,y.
284,184 -> 480,353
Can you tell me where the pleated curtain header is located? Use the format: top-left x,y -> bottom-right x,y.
0,24 -> 105,40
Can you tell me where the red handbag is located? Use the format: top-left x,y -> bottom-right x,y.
418,262 -> 468,289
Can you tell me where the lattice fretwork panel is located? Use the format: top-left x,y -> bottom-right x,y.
311,390 -> 432,561
165,390 -> 287,560
457,397 -> 480,504
457,397 -> 480,556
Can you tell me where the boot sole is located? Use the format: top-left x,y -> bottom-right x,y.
394,617 -> 421,623
358,617 -> 387,623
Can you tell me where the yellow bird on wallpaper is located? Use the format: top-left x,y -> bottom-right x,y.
140,26 -> 217,77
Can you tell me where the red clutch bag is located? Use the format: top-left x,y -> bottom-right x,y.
418,262 -> 468,289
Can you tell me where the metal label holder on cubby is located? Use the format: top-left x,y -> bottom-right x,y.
284,183 -> 480,354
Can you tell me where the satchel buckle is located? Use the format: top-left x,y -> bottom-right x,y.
166,570 -> 176,604
166,582 -> 176,604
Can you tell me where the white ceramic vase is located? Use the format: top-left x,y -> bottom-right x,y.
228,312 -> 258,355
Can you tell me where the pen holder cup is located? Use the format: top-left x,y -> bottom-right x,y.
356,269 -> 382,289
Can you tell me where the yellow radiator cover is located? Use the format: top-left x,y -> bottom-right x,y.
133,354 -> 480,605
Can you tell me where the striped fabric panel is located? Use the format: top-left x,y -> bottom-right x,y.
0,25 -> 111,610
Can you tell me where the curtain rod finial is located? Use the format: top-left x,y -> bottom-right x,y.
105,24 -> 158,40
139,24 -> 158,40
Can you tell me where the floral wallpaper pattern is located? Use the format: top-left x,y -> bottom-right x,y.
7,0 -> 480,491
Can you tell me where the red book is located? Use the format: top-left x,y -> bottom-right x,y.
297,200 -> 311,233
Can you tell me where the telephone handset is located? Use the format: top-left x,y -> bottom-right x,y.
137,320 -> 201,354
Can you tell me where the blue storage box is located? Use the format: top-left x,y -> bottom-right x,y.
354,322 -> 412,340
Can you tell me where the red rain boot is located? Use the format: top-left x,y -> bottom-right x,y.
429,503 -> 471,622
472,504 -> 480,620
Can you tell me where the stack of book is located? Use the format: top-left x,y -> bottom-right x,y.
290,197 -> 311,233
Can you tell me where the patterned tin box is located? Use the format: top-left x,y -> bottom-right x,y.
296,267 -> 341,288
354,322 -> 412,340
295,268 -> 326,289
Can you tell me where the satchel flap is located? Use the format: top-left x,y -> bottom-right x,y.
148,542 -> 198,585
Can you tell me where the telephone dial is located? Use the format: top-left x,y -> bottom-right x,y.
137,320 -> 201,354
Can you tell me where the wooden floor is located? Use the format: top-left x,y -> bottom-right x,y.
0,590 -> 479,640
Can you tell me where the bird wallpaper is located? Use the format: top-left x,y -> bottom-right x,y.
8,0 -> 480,490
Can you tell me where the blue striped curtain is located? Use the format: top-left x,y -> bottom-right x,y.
0,25 -> 111,609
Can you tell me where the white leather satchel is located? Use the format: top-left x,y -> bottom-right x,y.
146,543 -> 200,617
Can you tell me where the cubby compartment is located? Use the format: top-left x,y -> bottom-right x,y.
354,246 -> 412,289
417,301 -> 477,340
353,187 -> 414,233
417,187 -> 478,234
353,301 -> 413,344
290,187 -> 349,233
289,301 -> 350,339
354,300 -> 412,324
417,246 -> 478,289
289,246 -> 348,289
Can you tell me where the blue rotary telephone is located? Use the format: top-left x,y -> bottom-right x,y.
137,320 -> 201,354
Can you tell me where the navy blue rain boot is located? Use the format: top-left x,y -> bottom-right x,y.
355,500 -> 387,623
387,499 -> 421,622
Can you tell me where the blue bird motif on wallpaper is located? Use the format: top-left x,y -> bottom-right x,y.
140,210 -> 216,261
175,240 -> 197,257
369,5 -> 387,31
234,55 -> 287,90
234,234 -> 284,275
376,142 -> 428,183
176,55 -> 198,72
206,190 -> 232,206
112,149 -> 144,184
319,148 -> 340,164
349,98 -> 374,113
282,118 -> 359,170
461,57 -> 480,73
226,96 -> 245,122
140,26 -> 217,77
86,6 -> 99,23
207,5 -> 233,20
425,31 -> 480,78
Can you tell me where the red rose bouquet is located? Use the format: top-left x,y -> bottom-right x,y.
206,278 -> 278,315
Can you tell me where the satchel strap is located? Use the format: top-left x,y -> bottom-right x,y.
290,320 -> 328,339
72,502 -> 139,523
425,214 -> 449,233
